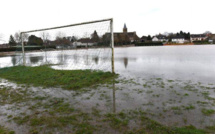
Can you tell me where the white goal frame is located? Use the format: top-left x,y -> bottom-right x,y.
20,18 -> 115,73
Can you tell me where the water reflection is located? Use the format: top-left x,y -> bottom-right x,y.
123,57 -> 128,68
112,80 -> 116,113
93,56 -> 99,65
11,56 -> 17,66
84,55 -> 89,65
73,54 -> 79,64
0,46 -> 215,82
57,53 -> 70,65
29,56 -> 44,64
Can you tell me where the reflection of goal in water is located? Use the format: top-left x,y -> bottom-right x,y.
20,18 -> 114,73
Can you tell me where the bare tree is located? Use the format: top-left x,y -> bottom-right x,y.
55,31 -> 66,40
55,32 -> 70,46
14,31 -> 29,45
0,33 -> 4,42
204,31 -> 212,35
14,32 -> 21,43
40,32 -> 50,44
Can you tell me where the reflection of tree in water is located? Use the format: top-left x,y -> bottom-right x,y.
93,56 -> 99,65
29,56 -> 44,64
11,56 -> 17,66
57,53 -> 69,65
73,54 -> 79,64
123,57 -> 128,68
112,81 -> 116,113
84,55 -> 90,65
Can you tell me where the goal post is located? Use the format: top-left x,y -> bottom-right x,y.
20,18 -> 115,73
110,19 -> 115,74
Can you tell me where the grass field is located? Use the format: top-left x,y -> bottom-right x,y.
0,66 -> 117,90
0,66 -> 212,133
0,126 -> 14,134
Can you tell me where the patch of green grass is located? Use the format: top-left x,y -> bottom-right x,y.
167,80 -> 174,82
155,78 -> 162,81
0,87 -> 30,105
0,126 -> 15,134
0,66 -> 117,90
169,85 -> 174,89
184,93 -> 189,96
183,105 -> 195,110
201,109 -> 215,116
13,115 -> 30,125
173,125 -> 206,134
196,101 -> 208,105
171,106 -> 181,110
206,125 -> 215,131
103,113 -> 129,129
183,85 -> 194,90
139,116 -> 206,134
146,90 -> 153,94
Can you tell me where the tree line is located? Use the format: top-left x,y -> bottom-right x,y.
8,30 -> 103,47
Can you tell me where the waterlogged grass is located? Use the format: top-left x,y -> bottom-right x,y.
0,74 -> 214,133
201,109 -> 215,116
0,84 -> 208,134
206,125 -> 215,131
173,126 -> 207,134
0,126 -> 14,134
0,87 -> 30,105
0,66 -> 117,90
12,108 -> 208,134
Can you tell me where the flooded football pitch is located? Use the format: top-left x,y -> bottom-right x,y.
0,45 -> 215,133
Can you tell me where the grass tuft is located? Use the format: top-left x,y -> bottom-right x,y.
201,109 -> 215,116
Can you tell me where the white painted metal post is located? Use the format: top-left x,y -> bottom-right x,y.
110,19 -> 115,74
21,33 -> 26,66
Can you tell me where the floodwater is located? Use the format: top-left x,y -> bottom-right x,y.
0,45 -> 215,133
1,45 -> 215,82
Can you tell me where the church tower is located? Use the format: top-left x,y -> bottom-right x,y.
123,23 -> 127,34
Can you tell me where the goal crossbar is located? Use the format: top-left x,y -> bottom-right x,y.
21,18 -> 113,34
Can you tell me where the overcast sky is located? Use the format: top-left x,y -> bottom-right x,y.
0,0 -> 215,43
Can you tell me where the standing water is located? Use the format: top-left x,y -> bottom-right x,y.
0,45 -> 215,133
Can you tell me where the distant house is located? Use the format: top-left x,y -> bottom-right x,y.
190,34 -> 207,42
152,37 -> 159,42
208,34 -> 215,44
152,35 -> 168,42
140,36 -> 148,42
66,36 -> 77,42
172,36 -> 185,43
73,38 -> 97,47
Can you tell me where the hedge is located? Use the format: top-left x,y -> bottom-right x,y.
135,42 -> 163,46
0,46 -> 56,52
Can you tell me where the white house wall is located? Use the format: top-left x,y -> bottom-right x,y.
172,39 -> 185,43
152,37 -> 159,42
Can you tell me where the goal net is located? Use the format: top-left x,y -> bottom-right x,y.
18,18 -> 114,73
